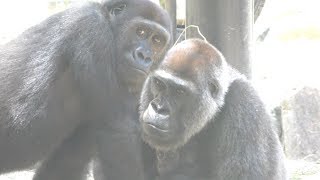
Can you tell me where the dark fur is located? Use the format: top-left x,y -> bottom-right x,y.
0,0 -> 172,179
139,39 -> 287,180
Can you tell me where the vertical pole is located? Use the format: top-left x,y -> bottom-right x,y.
186,0 -> 253,78
164,0 -> 177,41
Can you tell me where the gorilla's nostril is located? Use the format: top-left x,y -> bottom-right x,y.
158,108 -> 169,115
137,52 -> 144,59
151,101 -> 158,111
151,101 -> 169,115
144,57 -> 152,63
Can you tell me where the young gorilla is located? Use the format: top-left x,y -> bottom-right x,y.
0,0 -> 171,179
139,39 -> 287,180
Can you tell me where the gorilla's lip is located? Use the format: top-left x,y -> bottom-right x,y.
143,122 -> 170,139
129,52 -> 148,76
144,122 -> 169,132
132,67 -> 147,76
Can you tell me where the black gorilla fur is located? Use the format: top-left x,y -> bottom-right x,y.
139,39 -> 287,180
0,0 -> 172,179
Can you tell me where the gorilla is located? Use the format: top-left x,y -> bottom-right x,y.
139,39 -> 287,180
0,0 -> 172,179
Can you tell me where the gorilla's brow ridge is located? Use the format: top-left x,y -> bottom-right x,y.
155,69 -> 196,90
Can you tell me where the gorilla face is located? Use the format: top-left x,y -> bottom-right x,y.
105,0 -> 172,95
140,39 -> 230,151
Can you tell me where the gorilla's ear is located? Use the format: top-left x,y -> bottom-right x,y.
209,81 -> 219,97
109,4 -> 127,16
101,1 -> 127,19
101,2 -> 111,19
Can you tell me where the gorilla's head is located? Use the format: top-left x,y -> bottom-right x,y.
139,39 -> 232,151
103,0 -> 172,95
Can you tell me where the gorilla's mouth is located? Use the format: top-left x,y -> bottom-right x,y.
142,123 -> 180,151
123,52 -> 148,76
132,67 -> 147,76
142,122 -> 170,139
142,104 -> 170,133
145,122 -> 169,132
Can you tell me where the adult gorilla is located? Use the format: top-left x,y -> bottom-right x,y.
0,0 -> 172,179
139,39 -> 287,180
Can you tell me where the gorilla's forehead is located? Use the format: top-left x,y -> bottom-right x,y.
161,39 -> 221,80
136,1 -> 172,29
154,69 -> 196,90
111,0 -> 172,31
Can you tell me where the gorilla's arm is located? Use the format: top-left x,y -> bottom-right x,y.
0,3 -> 109,174
33,125 -> 95,180
95,103 -> 147,180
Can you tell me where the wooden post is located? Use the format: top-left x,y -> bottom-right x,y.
186,0 -> 253,78
164,0 -> 177,41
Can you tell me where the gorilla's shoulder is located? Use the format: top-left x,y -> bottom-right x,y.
226,77 -> 261,103
221,76 -> 268,123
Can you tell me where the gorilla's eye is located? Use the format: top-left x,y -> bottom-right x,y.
176,88 -> 186,95
154,78 -> 161,86
111,4 -> 126,16
153,77 -> 165,89
136,27 -> 147,38
152,35 -> 162,45
210,83 -> 219,96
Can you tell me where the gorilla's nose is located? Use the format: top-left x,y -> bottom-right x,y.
150,99 -> 170,116
134,46 -> 152,68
